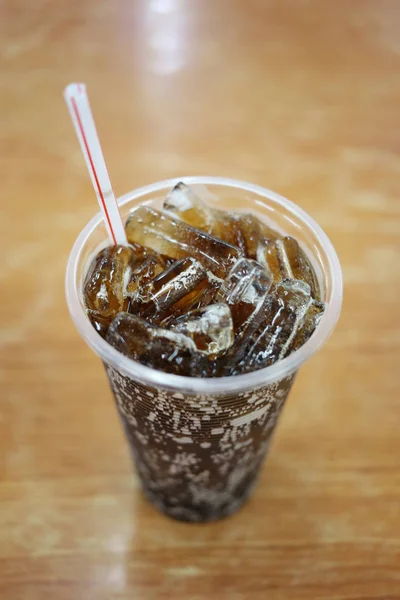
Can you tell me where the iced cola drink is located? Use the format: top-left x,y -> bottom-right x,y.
67,178 -> 342,522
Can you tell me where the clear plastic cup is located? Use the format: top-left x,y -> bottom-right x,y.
66,177 -> 342,522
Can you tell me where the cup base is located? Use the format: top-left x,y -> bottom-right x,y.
141,476 -> 258,523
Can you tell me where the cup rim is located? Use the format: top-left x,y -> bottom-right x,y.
65,176 -> 343,394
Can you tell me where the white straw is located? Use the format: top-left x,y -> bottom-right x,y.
64,83 -> 127,246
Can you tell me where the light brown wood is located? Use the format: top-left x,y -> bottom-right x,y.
1,0 -> 399,598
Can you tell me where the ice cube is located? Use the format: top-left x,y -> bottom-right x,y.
213,258 -> 273,373
88,314 -> 110,338
216,257 -> 272,335
171,303 -> 234,356
83,245 -> 136,336
164,183 -> 240,247
232,213 -> 278,259
125,254 -> 166,298
164,182 -> 213,230
232,279 -> 318,374
106,312 -> 206,376
129,241 -> 149,261
258,236 -> 321,299
129,257 -> 210,324
189,271 -> 224,311
291,299 -> 325,351
125,206 -> 241,278
163,183 -> 278,259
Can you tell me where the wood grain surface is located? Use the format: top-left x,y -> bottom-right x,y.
1,0 -> 399,598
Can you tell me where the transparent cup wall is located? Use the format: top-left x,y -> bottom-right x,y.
66,177 -> 343,521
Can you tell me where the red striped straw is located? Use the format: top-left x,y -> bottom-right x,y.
64,83 -> 127,246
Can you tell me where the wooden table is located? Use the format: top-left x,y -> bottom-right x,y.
1,1 -> 399,598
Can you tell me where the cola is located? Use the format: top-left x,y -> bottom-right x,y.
83,182 -> 324,377
80,182 -> 327,521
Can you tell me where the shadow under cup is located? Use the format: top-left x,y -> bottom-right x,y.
66,177 -> 343,522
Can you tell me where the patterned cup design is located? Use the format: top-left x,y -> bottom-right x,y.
105,364 -> 295,522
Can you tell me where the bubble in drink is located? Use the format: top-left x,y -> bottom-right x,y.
171,303 -> 234,356
130,257 -> 210,324
258,236 -> 320,299
125,205 -> 241,278
164,182 -> 278,259
106,312 -> 207,376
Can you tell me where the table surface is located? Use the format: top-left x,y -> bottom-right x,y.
1,1 -> 399,598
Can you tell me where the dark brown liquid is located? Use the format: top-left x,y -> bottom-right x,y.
83,182 -> 324,377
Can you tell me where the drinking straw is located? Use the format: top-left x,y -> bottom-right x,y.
64,83 -> 127,245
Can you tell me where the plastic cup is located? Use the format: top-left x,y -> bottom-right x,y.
66,177 -> 342,522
